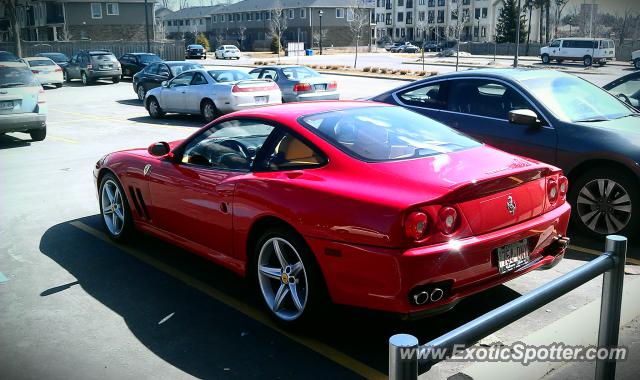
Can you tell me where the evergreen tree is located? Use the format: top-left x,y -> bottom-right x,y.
496,0 -> 528,43
196,33 -> 210,51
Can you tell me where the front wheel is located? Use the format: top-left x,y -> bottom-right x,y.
635,59 -> 640,70
99,173 -> 133,241
147,97 -> 165,118
583,55 -> 592,66
201,99 -> 218,122
29,128 -> 46,141
254,228 -> 327,326
541,54 -> 550,64
137,85 -> 146,101
55,83 -> 63,88
569,167 -> 638,238
81,72 -> 91,85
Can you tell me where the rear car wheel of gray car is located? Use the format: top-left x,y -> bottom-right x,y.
201,100 -> 218,122
99,173 -> 133,242
81,72 -> 91,85
112,76 -> 121,83
137,85 -> 146,101
63,71 -> 70,82
29,128 -> 46,141
147,97 -> 165,118
569,167 -> 638,238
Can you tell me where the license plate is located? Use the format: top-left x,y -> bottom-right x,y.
100,65 -> 111,70
315,84 -> 327,91
497,239 -> 530,274
0,101 -> 14,110
254,96 -> 267,104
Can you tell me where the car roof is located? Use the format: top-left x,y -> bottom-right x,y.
129,52 -> 157,55
23,57 -> 55,63
423,68 -> 574,83
0,61 -> 29,68
165,61 -> 202,66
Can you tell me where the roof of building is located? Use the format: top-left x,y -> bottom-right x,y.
214,0 -> 374,13
162,5 -> 226,19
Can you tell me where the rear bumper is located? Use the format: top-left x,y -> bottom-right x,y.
0,113 -> 47,133
307,202 -> 571,317
286,91 -> 340,102
88,69 -> 121,79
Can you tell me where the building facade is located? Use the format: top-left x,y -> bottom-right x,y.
12,0 -> 156,42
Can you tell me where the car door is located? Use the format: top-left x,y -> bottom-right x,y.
66,53 -> 80,79
151,63 -> 172,90
185,72 -> 210,113
161,71 -> 194,112
439,78 -> 558,165
146,118 -> 277,261
547,39 -> 561,60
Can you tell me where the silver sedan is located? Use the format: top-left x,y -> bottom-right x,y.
145,69 -> 282,122
248,65 -> 340,103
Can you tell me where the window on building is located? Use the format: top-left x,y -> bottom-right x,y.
401,28 -> 406,38
428,10 -> 434,23
418,11 -> 425,21
406,11 -> 413,24
482,8 -> 488,18
200,18 -> 204,25
462,8 -> 469,20
397,12 -> 403,22
179,20 -> 183,26
437,10 -> 444,23
347,8 -> 354,21
106,3 -> 118,16
473,26 -> 478,37
438,0 -> 445,6
475,8 -> 480,19
287,9 -> 294,19
91,3 -> 102,19
406,0 -> 413,8
428,0 -> 435,7
186,19 -> 190,25
212,15 -> 217,22
463,0 -> 470,5
266,11 -> 271,20
481,26 -> 486,37
336,8 -> 344,18
398,0 -> 404,6
419,0 -> 425,5
300,8 -> 306,18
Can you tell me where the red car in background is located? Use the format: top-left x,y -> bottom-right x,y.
93,101 -> 571,325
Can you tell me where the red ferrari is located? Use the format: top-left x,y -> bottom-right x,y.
94,101 -> 571,324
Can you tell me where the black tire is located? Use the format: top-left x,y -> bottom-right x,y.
541,54 -> 550,64
63,70 -> 70,83
29,128 -> 46,141
251,227 -> 328,327
136,85 -> 146,101
568,166 -> 639,238
55,83 -> 63,88
147,97 -> 165,118
635,59 -> 640,70
81,71 -> 91,85
112,75 -> 121,83
201,99 -> 219,122
556,59 -> 563,64
583,55 -> 592,66
98,173 -> 134,242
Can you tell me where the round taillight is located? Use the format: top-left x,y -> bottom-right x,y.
405,211 -> 429,240
438,206 -> 458,235
558,176 -> 568,197
547,178 -> 559,203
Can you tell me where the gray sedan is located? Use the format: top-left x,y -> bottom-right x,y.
145,69 -> 282,122
248,65 -> 339,103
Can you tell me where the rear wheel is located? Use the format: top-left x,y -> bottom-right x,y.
147,97 -> 164,118
63,70 -> 70,82
569,167 -> 638,238
136,85 -> 146,101
201,99 -> 218,122
583,55 -> 592,66
99,173 -> 133,242
55,83 -> 63,88
541,54 -> 550,64
81,71 -> 91,85
112,75 -> 121,83
556,59 -> 563,64
29,128 -> 46,141
635,59 -> 640,70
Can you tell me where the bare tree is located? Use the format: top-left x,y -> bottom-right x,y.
415,15 -> 429,71
269,2 -> 288,62
448,0 -> 469,71
616,6 -> 634,46
6,0 -> 21,56
179,0 -> 189,10
347,1 -> 370,69
553,0 -> 569,38
238,26 -> 246,50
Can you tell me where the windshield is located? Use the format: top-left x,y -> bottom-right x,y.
521,75 -> 633,122
0,67 -> 39,87
188,45 -> 204,50
29,59 -> 55,67
39,53 -> 68,63
0,51 -> 21,62
91,54 -> 117,62
208,70 -> 251,82
282,66 -> 320,80
139,54 -> 161,64
301,106 -> 481,162
170,63 -> 202,76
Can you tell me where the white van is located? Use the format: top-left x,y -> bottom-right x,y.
632,50 -> 640,70
540,38 -> 615,66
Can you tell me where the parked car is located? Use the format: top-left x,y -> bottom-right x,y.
65,50 -> 122,85
94,101 -> 570,324
185,44 -> 206,59
400,43 -> 420,53
540,38 -> 615,66
0,62 -> 47,141
118,53 -> 162,77
603,71 -> 640,111
214,45 -> 241,59
390,43 -> 407,53
248,65 -> 339,103
0,51 -> 21,62
385,42 -> 403,52
423,41 -> 439,52
35,52 -> 70,69
632,50 -> 640,70
144,68 -> 281,122
132,61 -> 203,101
371,68 -> 640,238
22,57 -> 64,88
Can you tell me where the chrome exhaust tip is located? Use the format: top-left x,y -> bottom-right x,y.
430,288 -> 444,302
413,291 -> 430,305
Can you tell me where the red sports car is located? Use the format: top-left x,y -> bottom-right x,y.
94,101 -> 571,324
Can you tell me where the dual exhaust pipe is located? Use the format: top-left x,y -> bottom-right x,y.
412,287 -> 444,305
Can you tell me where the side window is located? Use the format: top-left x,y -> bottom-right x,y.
260,132 -> 325,171
448,80 -> 531,120
248,69 -> 261,79
191,72 -> 208,85
158,64 -> 170,77
169,72 -> 194,87
146,63 -> 159,75
181,119 -> 275,171
549,40 -> 560,48
562,40 -> 572,48
397,82 -> 446,109
260,69 -> 278,81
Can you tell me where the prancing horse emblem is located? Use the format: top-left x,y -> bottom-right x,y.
506,195 -> 516,216
143,164 -> 152,176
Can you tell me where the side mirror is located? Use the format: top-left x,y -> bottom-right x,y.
161,81 -> 168,87
509,109 -> 540,127
148,141 -> 171,157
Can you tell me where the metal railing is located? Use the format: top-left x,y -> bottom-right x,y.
389,235 -> 628,380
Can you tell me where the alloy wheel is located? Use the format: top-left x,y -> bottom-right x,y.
137,86 -> 145,101
101,179 -> 125,236
203,102 -> 216,121
257,237 -> 308,321
576,178 -> 632,234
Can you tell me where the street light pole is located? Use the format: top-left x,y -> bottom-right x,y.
319,10 -> 323,55
513,0 -> 521,67
144,0 -> 150,52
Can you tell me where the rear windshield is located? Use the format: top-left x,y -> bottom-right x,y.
282,66 -> 320,80
301,106 -> 481,162
91,54 -> 117,62
0,67 -> 38,87
188,45 -> 204,50
0,51 -> 21,62
40,53 -> 68,63
29,59 -> 55,67
170,63 -> 203,76
208,70 -> 251,82
139,54 -> 161,64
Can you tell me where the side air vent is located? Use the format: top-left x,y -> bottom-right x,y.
128,186 -> 143,217
135,188 -> 150,219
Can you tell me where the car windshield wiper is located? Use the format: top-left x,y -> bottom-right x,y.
0,82 -> 27,88
574,117 -> 609,122
612,113 -> 640,119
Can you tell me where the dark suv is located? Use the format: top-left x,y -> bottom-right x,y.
64,50 -> 122,85
185,44 -> 206,59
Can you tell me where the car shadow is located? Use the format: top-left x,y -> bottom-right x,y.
0,134 -> 32,149
117,99 -> 144,107
40,215 -> 523,377
63,80 -> 119,87
128,115 -> 206,128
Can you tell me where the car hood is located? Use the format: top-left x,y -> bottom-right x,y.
578,116 -> 640,136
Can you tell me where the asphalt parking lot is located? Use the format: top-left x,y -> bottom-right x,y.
1,68 -> 638,380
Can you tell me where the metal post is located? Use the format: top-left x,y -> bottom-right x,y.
319,10 -> 323,55
595,235 -> 627,380
389,334 -> 419,380
514,0 -> 521,67
144,0 -> 150,52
